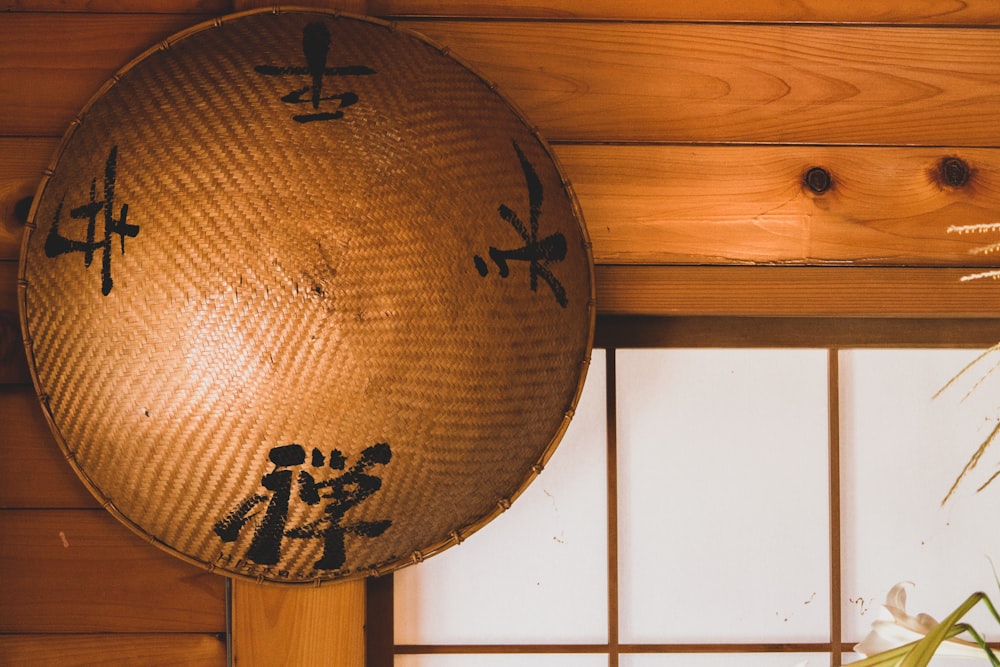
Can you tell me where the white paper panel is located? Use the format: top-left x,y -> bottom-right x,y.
617,349 -> 831,643
620,653 -> 829,667
394,349 -> 608,645
395,654 -> 608,667
840,348 -> 1000,645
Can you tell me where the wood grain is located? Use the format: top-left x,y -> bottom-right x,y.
595,316 -> 1000,349
232,578 -> 366,667
0,262 -> 29,384
0,509 -> 227,633
367,0 -> 1000,23
9,0 -> 1000,23
6,139 -> 999,266
560,145 -> 1000,265
8,0 -> 229,11
0,385 -> 99,509
0,633 -> 226,667
594,265 -> 1000,317
410,21 -> 1000,145
3,17 -> 998,145
0,138 -> 55,262
0,14 -> 215,137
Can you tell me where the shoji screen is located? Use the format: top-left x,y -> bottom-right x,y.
394,346 -> 1000,665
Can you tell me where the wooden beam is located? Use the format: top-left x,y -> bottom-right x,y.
232,578 -> 366,667
595,316 -> 1000,349
595,265 -> 1000,317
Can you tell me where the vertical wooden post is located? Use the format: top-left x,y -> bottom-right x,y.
231,578 -> 366,667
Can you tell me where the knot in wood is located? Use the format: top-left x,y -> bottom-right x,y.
804,167 -> 832,194
939,157 -> 970,188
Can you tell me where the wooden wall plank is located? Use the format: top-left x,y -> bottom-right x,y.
410,22 -> 1000,145
0,14 -> 216,137
0,262 -> 29,385
6,142 -> 1000,267
9,0 -> 1000,23
233,0 -> 368,12
594,265 -> 1000,317
0,138 -> 54,262
4,18 -> 998,146
561,145 -> 1000,265
0,385 -> 99,509
9,0 -> 230,11
0,509 -> 227,633
232,578 -> 366,667
0,633 -> 226,667
368,0 -> 1000,23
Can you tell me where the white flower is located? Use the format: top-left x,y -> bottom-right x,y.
854,582 -> 989,661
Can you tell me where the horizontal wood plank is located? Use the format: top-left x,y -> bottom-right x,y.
3,17 -> 998,146
0,509 -> 227,633
595,265 -> 1000,317
561,145 -> 1000,265
369,0 -> 1000,23
595,316 -> 1000,349
0,385 -> 99,509
0,633 -> 226,667
10,0 -> 1000,23
0,138 -> 54,262
9,0 -> 230,11
411,22 -> 1000,145
6,140 -> 1000,266
0,14 -> 215,138
0,262 -> 29,384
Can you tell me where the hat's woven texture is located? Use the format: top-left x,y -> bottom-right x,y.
19,9 -> 593,584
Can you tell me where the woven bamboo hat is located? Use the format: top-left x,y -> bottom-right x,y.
19,8 -> 593,585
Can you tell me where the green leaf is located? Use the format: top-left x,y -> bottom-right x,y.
899,592 -> 996,667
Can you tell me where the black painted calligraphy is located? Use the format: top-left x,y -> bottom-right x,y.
214,442 -> 392,571
44,145 -> 138,296
255,21 -> 375,123
474,141 -> 569,307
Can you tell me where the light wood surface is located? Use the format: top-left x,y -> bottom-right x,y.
5,142 -> 1000,267
3,17 -> 998,145
232,578 -> 367,667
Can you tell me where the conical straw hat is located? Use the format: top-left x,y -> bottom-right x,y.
19,8 -> 593,585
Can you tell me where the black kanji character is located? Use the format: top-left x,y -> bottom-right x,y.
288,442 -> 392,570
255,22 -> 375,123
214,442 -> 392,571
44,145 -> 138,296
474,141 -> 569,307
